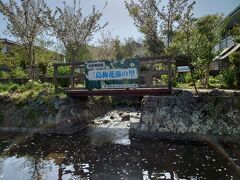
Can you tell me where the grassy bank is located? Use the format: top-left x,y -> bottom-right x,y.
0,81 -> 140,130
0,81 -> 67,105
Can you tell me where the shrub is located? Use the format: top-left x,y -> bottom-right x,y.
58,66 -> 71,87
184,73 -> 192,84
11,67 -> 28,78
177,72 -> 192,84
47,65 -> 54,77
161,75 -> 169,85
221,69 -> 236,87
0,71 -> 10,79
209,76 -> 219,85
209,75 -> 224,88
19,80 -> 38,91
0,82 -> 15,92
9,83 -> 20,92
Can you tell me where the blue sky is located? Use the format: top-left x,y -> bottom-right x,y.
0,0 -> 240,43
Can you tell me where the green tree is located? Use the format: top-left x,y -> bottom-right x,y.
166,2 -> 199,92
194,15 -> 224,87
229,51 -> 240,87
169,14 -> 223,88
125,0 -> 195,55
231,24 -> 240,43
65,44 -> 91,62
0,43 -> 28,73
121,37 -> 147,58
0,0 -> 48,79
0,45 -> 28,78
229,24 -> 240,87
113,39 -> 123,59
125,0 -> 164,55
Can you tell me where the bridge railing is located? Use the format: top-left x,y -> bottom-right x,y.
53,56 -> 175,92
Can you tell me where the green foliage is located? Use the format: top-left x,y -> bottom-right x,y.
177,73 -> 192,84
208,75 -> 224,88
0,81 -> 54,107
125,0 -> 167,55
169,14 -> 224,88
221,69 -> 236,87
161,75 -> 169,85
0,0 -> 48,77
0,46 -> 28,78
113,39 -> 123,59
229,51 -> 240,87
47,65 -> 54,77
184,73 -> 192,84
0,71 -> 10,79
9,46 -> 27,69
58,66 -> 71,87
34,43 -> 64,75
65,45 -> 92,62
11,67 -> 28,78
209,76 -> 220,85
0,82 -> 15,92
231,24 -> 240,43
0,51 -> 17,70
0,41 -> 62,79
9,83 -> 20,91
121,38 -> 140,58
0,81 -> 53,94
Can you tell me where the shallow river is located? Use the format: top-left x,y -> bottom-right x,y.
0,131 -> 240,180
0,108 -> 240,180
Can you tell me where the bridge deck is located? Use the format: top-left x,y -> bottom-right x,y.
65,88 -> 172,97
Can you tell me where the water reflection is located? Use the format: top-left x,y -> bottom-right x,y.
89,127 -> 130,146
0,132 -> 240,179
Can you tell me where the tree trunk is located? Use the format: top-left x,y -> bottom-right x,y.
186,56 -> 198,95
205,64 -> 210,89
27,45 -> 37,80
72,47 -> 79,62
188,63 -> 198,95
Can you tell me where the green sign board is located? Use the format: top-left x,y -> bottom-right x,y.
85,58 -> 140,90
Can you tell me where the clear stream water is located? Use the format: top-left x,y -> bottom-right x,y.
0,109 -> 240,180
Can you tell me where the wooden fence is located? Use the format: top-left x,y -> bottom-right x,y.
53,56 -> 175,92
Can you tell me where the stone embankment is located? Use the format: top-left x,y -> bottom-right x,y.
0,94 -> 112,134
1,88 -> 240,143
130,89 -> 240,142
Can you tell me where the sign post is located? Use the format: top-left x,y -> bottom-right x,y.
85,59 -> 140,90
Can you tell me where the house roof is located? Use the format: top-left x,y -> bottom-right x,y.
225,4 -> 240,30
0,38 -> 64,56
213,43 -> 240,61
0,38 -> 21,46
177,66 -> 190,73
228,4 -> 240,18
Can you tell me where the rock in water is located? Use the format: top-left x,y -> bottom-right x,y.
121,114 -> 130,121
103,120 -> 110,124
